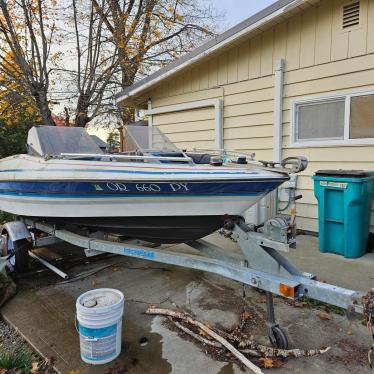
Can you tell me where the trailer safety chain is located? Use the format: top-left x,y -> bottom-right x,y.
363,291 -> 374,372
218,228 -> 236,242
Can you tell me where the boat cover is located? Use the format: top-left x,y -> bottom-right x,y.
27,126 -> 103,156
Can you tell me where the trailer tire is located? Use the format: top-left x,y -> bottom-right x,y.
13,239 -> 31,273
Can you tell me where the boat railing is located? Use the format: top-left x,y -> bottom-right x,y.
193,148 -> 256,160
58,153 -> 194,164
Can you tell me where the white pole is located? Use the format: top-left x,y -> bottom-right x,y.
147,99 -> 153,149
273,59 -> 285,163
272,59 -> 285,217
28,251 -> 69,279
215,99 -> 224,150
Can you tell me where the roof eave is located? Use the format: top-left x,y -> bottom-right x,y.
115,0 -> 305,105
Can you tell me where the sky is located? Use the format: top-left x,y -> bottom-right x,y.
88,0 -> 279,140
213,0 -> 278,29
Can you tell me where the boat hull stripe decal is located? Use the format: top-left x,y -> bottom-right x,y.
0,180 -> 283,196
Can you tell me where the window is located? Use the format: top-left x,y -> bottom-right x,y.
296,100 -> 345,141
350,95 -> 374,139
292,92 -> 374,146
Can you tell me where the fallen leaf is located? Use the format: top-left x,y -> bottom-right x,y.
259,357 -> 284,368
69,370 -> 80,374
31,361 -> 40,373
317,311 -> 331,321
0,369 -> 7,374
241,310 -> 253,321
46,356 -> 55,366
198,328 -> 208,337
347,330 -> 353,336
104,362 -> 126,374
287,300 -> 307,308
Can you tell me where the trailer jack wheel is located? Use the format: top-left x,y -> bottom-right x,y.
268,325 -> 289,349
265,291 -> 289,349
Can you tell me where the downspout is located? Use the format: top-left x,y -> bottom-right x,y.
215,99 -> 224,150
147,99 -> 153,149
273,59 -> 285,215
273,59 -> 285,164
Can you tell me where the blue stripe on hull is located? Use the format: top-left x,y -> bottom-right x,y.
0,180 -> 284,198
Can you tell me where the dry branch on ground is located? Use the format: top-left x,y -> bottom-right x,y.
146,306 -> 331,371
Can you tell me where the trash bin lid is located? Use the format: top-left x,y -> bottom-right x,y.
315,170 -> 374,178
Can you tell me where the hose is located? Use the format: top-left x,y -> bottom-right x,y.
278,187 -> 295,212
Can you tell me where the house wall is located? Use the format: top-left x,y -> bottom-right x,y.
147,0 -> 374,232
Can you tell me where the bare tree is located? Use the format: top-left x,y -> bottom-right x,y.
69,0 -> 119,127
0,0 -> 56,126
0,0 -> 219,127
93,0 -> 218,88
0,0 -> 119,127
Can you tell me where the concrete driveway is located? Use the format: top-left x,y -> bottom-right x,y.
1,234 -> 373,374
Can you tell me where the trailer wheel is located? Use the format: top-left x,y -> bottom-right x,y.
12,239 -> 31,273
269,326 -> 289,349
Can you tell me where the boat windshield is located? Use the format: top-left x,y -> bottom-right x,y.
25,125 -> 215,165
124,124 -> 179,153
27,126 -> 103,156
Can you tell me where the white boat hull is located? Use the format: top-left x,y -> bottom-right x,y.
0,194 -> 265,218
0,154 -> 289,242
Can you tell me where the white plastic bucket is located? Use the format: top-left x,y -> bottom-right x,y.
76,288 -> 125,365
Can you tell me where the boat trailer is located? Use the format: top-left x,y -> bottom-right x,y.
1,215 -> 372,350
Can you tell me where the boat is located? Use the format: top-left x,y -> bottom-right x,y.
0,126 -> 304,243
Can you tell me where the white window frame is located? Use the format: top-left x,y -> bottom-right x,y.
291,89 -> 374,147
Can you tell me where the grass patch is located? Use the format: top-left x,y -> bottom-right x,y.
0,349 -> 34,372
0,211 -> 14,224
304,298 -> 346,315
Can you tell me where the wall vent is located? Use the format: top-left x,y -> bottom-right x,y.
343,2 -> 360,29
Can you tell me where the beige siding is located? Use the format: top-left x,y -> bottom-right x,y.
237,41 -> 250,81
152,0 -> 374,101
300,7 -> 317,67
261,30 -> 274,76
315,1 -> 333,64
145,0 -> 374,232
286,14 -> 301,70
368,0 -> 374,52
249,35 -> 262,79
152,107 -> 216,150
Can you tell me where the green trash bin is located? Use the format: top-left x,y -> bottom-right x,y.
313,170 -> 374,258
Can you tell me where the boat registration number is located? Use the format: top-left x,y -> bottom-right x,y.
93,182 -> 190,193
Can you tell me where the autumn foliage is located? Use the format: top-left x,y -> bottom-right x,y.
0,52 -> 39,125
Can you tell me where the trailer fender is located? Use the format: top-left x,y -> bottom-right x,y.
2,221 -> 32,242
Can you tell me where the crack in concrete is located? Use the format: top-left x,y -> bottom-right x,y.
187,281 -> 202,313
